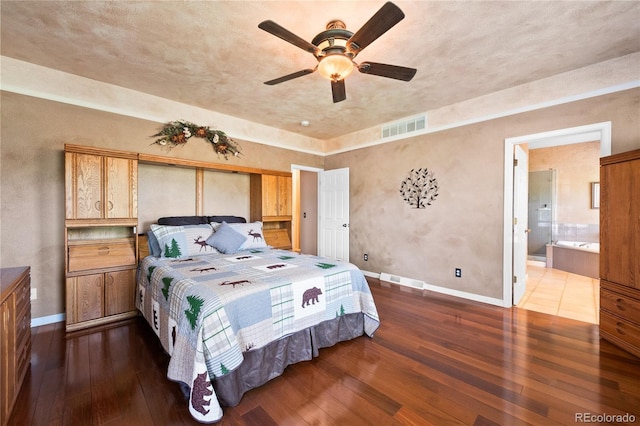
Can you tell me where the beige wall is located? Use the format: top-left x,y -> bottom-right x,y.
325,88 -> 640,300
1,88 -> 639,320
0,91 -> 323,319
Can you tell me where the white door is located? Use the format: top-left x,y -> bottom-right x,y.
513,145 -> 529,305
318,168 -> 350,261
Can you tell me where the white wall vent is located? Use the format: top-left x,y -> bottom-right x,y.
381,114 -> 427,139
380,272 -> 425,290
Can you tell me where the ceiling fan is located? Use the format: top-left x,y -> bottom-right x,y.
258,1 -> 417,103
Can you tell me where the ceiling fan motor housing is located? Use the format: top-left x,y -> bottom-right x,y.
311,24 -> 356,59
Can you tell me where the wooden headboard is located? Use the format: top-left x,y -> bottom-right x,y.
138,233 -> 150,260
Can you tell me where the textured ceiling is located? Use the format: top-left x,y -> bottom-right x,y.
2,1 -> 639,140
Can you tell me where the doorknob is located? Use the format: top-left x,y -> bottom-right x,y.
525,228 -> 531,233
342,224 -> 349,227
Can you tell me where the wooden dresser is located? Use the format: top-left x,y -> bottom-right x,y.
599,149 -> 640,358
0,266 -> 31,426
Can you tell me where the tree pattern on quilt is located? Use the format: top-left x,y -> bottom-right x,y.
191,371 -> 213,415
161,277 -> 173,301
185,295 -> 204,329
146,266 -> 156,283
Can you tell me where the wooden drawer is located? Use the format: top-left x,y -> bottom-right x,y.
15,305 -> 30,352
68,239 -> 136,272
16,338 -> 31,385
600,311 -> 640,357
263,228 -> 292,249
14,280 -> 30,321
601,287 -> 640,325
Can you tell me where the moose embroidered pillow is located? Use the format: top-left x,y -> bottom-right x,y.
150,224 -> 218,259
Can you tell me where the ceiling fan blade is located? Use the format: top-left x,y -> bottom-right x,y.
264,69 -> 315,85
331,79 -> 347,103
358,62 -> 417,81
258,20 -> 318,55
346,2 -> 405,55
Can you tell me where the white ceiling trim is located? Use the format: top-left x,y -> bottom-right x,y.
0,56 -> 326,156
2,54 -> 638,157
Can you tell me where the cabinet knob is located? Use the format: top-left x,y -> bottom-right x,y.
615,298 -> 626,311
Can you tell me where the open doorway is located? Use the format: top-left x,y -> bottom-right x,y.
291,165 -> 322,254
502,122 -> 612,316
518,142 -> 601,324
291,165 -> 351,261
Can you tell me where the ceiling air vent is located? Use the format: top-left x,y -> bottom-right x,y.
381,114 -> 427,139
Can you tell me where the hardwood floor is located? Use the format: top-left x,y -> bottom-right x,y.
10,278 -> 640,425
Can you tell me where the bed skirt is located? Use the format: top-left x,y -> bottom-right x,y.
199,312 -> 366,407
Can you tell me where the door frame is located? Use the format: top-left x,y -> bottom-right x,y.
502,122 -> 611,307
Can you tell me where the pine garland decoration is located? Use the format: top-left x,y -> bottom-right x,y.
152,119 -> 241,160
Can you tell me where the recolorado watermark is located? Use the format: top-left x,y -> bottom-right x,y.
576,412 -> 636,423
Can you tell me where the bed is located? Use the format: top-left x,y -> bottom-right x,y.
136,215 -> 380,423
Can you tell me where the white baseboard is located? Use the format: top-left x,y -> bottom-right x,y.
31,313 -> 65,328
373,270 -> 505,307
361,270 -> 380,279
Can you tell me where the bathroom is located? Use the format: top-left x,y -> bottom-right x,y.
527,141 -> 600,277
520,141 -> 601,323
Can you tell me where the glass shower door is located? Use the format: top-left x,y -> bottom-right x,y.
528,170 -> 555,260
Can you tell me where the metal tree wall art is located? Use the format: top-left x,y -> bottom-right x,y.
399,168 -> 439,208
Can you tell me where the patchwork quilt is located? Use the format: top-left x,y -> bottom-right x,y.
136,248 -> 380,423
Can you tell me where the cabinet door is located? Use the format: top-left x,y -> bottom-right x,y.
277,176 -> 292,216
261,175 -> 281,217
601,158 -> 640,288
66,274 -> 104,324
105,269 -> 136,316
105,157 -> 137,219
262,175 -> 292,217
65,153 -> 103,219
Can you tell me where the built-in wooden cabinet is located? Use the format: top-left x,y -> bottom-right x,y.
1,266 -> 31,426
65,148 -> 137,221
66,269 -> 136,326
250,173 -> 293,249
599,148 -> 640,358
260,174 -> 292,218
64,145 -> 138,332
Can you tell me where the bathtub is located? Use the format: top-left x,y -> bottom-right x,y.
554,240 -> 600,253
546,241 -> 599,278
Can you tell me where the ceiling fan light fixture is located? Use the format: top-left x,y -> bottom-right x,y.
317,53 -> 354,81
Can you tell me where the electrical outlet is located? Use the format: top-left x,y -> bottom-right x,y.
364,253 -> 368,261
455,268 -> 462,278
31,288 -> 37,301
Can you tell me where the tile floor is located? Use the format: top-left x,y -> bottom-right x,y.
518,262 -> 599,324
